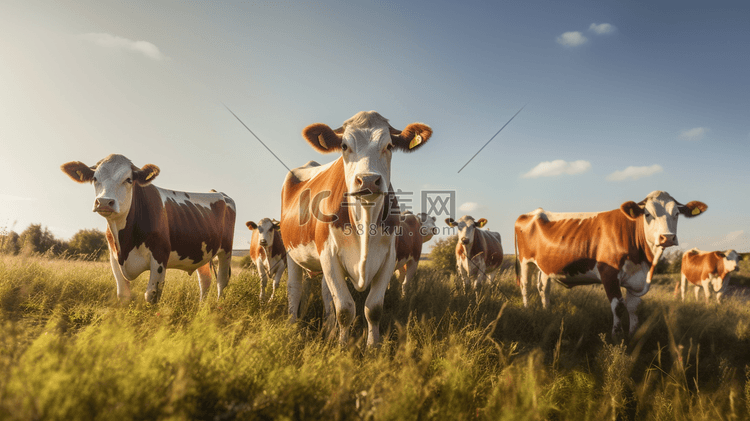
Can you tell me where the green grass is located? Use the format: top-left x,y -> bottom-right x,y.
1,255 -> 750,420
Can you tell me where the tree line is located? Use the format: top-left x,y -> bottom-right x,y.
0,224 -> 107,260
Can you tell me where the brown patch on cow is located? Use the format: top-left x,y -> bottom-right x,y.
117,184 -> 235,267
105,225 -> 117,255
390,123 -> 432,152
682,250 -> 730,286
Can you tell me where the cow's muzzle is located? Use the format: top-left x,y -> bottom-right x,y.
259,240 -> 268,247
461,237 -> 469,245
93,198 -> 116,216
658,234 -> 677,247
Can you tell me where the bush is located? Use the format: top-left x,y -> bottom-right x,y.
429,235 -> 458,275
18,224 -> 66,256
68,229 -> 108,260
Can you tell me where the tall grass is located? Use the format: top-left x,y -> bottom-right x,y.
0,255 -> 749,420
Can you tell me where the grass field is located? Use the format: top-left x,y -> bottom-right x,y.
1,254 -> 749,420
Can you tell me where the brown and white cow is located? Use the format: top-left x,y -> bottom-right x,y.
394,211 -> 439,296
280,111 -> 431,346
515,191 -> 706,338
246,218 -> 286,302
677,248 -> 740,303
62,154 -> 236,303
445,215 -> 504,291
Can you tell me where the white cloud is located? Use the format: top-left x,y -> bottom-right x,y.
78,33 -> 167,60
678,127 -> 709,141
606,164 -> 663,181
522,160 -> 591,178
459,202 -> 479,212
556,31 -> 588,47
589,23 -> 616,35
710,230 -> 748,249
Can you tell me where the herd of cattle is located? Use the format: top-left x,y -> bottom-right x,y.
61,111 -> 741,345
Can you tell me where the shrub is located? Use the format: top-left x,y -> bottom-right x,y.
68,229 -> 108,260
429,235 -> 458,275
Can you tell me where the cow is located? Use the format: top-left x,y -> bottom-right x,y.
445,215 -> 504,292
677,248 -> 740,303
246,218 -> 286,302
514,190 -> 707,339
280,111 -> 431,346
394,211 -> 440,296
61,154 -> 236,303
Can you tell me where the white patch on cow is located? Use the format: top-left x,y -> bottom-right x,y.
618,260 -> 651,297
119,244 -> 153,280
287,242 -> 323,272
550,265 -> 601,285
527,208 -> 600,223
288,160 -> 333,183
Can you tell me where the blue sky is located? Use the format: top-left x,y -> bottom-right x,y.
1,0 -> 748,252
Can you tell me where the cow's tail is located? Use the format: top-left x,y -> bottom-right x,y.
514,228 -> 520,286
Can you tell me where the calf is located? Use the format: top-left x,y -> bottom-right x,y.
62,154 -> 236,303
678,248 -> 740,303
515,191 -> 706,338
246,218 -> 286,302
394,211 -> 439,296
446,215 -> 504,291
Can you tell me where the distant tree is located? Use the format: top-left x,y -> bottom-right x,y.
18,224 -> 66,256
429,235 -> 458,275
0,229 -> 20,255
68,229 -> 108,260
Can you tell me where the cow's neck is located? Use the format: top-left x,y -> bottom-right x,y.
634,215 -> 661,283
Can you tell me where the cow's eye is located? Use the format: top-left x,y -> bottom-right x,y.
93,177 -> 97,182
341,144 -> 348,152
386,143 -> 393,151
125,178 -> 133,184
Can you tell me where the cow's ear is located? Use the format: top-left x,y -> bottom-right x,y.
445,218 -> 458,227
246,221 -> 258,230
303,123 -> 343,153
476,218 -> 488,228
133,164 -> 160,186
61,161 -> 95,183
620,201 -> 644,220
271,219 -> 281,230
390,123 -> 432,152
678,201 -> 707,218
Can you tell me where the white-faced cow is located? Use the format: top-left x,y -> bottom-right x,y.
62,154 -> 236,303
246,218 -> 286,302
445,215 -> 504,291
677,248 -> 740,303
514,191 -> 707,338
280,111 -> 431,346
394,211 -> 440,296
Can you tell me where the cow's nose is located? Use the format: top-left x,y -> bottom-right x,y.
432,227 -> 440,235
355,174 -> 382,193
461,237 -> 469,244
658,234 -> 676,247
96,198 -> 114,207
259,240 -> 268,246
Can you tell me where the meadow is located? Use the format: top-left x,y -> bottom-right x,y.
1,254 -> 749,420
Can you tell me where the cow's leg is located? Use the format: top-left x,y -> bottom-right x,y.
269,260 -> 285,301
624,291 -> 641,337
537,272 -> 551,309
286,256 -> 305,322
215,251 -> 231,299
109,251 -> 132,302
401,260 -> 418,297
320,275 -> 336,330
600,266 -> 625,340
365,259 -> 393,347
519,261 -> 533,307
144,259 -> 167,304
320,253 -> 354,346
256,258 -> 269,302
680,273 -> 687,301
693,285 -> 701,301
196,263 -> 212,301
701,281 -> 711,303
716,276 -> 729,303
457,259 -> 470,293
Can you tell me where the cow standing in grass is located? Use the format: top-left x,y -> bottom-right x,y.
515,191 -> 706,339
446,215 -> 504,292
246,218 -> 286,302
280,111 -> 431,346
394,211 -> 439,296
677,248 -> 740,303
62,154 -> 236,303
